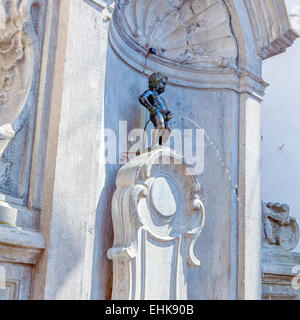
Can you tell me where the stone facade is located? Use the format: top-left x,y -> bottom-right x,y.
0,0 -> 298,300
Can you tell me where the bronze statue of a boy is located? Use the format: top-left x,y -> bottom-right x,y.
139,72 -> 173,149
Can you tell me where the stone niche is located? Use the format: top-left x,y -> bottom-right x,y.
261,202 -> 300,300
103,0 -> 298,300
108,148 -> 205,300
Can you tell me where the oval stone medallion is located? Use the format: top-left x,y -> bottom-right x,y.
150,176 -> 179,218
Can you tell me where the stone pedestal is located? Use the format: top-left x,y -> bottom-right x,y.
108,147 -> 205,300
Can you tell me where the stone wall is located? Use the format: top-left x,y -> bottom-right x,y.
0,0 -> 298,300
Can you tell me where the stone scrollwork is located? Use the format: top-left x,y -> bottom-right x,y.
262,202 -> 299,251
0,0 -> 45,156
108,147 -> 205,300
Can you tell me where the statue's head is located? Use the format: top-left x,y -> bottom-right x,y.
148,72 -> 168,94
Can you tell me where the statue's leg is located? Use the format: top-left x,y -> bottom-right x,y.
151,113 -> 164,149
161,120 -> 172,145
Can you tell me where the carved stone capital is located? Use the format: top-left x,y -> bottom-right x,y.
108,147 -> 205,300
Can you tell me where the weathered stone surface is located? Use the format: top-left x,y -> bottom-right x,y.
0,0 -> 298,301
262,246 -> 300,300
0,262 -> 33,300
116,0 -> 238,68
262,202 -> 299,251
0,224 -> 45,264
261,202 -> 300,300
108,147 -> 205,300
244,0 -> 298,59
0,0 -> 46,209
0,0 -> 45,156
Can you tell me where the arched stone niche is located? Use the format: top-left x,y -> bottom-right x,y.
116,0 -> 238,68
109,0 -> 297,91
110,0 -> 248,91
103,0 -> 298,300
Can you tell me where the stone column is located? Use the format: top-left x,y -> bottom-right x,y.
32,0 -> 112,299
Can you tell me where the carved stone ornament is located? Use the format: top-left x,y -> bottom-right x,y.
89,0 -> 115,21
0,0 -> 44,156
113,0 -> 238,68
107,147 -> 205,300
245,0 -> 299,59
262,202 -> 299,251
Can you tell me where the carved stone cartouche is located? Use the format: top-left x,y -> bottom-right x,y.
108,147 -> 205,300
262,202 -> 299,251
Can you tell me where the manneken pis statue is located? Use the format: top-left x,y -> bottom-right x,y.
139,72 -> 173,149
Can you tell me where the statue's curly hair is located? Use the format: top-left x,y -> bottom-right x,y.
148,72 -> 168,90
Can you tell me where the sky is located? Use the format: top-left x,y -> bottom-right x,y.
261,0 -> 300,252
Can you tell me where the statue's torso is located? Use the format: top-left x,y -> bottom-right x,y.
147,91 -> 168,114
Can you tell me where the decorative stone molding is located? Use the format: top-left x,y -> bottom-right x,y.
108,147 -> 205,300
0,223 -> 45,300
261,246 -> 300,300
90,0 -> 115,22
0,0 -> 45,157
109,0 -> 271,96
109,1 -> 298,94
114,0 -> 238,68
0,223 -> 45,265
244,0 -> 299,59
262,202 -> 299,251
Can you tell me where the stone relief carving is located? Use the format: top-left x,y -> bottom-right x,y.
0,26 -> 24,106
0,0 -> 45,157
262,202 -> 299,251
0,0 -> 45,200
108,147 -> 205,300
0,122 -> 30,199
113,0 -> 238,68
